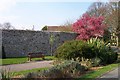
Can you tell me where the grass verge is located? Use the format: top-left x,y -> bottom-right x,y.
78,63 -> 119,79
11,62 -> 119,79
1,67 -> 49,78
12,67 -> 49,77
0,56 -> 55,65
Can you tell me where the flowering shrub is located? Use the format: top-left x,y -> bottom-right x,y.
72,13 -> 106,40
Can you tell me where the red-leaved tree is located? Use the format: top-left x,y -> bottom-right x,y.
72,13 -> 106,40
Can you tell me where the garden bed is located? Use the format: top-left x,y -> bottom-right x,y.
5,62 -> 119,79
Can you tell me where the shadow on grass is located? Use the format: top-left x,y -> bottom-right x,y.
33,58 -> 54,62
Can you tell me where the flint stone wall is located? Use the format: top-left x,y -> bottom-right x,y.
2,30 -> 77,57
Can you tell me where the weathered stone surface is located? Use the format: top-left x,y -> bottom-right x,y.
0,29 -> 2,58
2,30 -> 77,57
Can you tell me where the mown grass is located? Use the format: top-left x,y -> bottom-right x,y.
78,55 -> 120,80
79,63 -> 118,79
12,67 -> 49,77
1,67 -> 49,78
0,56 -> 56,65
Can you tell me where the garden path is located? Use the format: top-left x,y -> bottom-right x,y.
0,60 -> 53,72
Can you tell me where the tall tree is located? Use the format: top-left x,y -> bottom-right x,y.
117,1 -> 120,45
61,20 -> 73,27
103,1 -> 120,44
106,2 -> 119,34
86,1 -> 120,42
60,20 -> 73,32
86,2 -> 108,17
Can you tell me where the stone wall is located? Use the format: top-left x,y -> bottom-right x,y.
2,30 -> 77,57
0,30 -> 2,58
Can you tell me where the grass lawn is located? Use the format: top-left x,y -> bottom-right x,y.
0,56 -> 56,65
12,67 -> 48,77
2,67 -> 49,78
78,54 -> 120,79
78,62 -> 119,79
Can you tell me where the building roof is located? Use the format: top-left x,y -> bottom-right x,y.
46,26 -> 72,32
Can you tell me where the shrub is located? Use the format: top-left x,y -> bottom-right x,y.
25,60 -> 85,78
80,57 -> 92,70
52,59 -> 63,65
91,58 -> 101,67
100,51 -> 118,64
55,40 -> 93,60
42,26 -> 47,31
55,38 -> 118,65
1,69 -> 14,79
86,38 -> 118,64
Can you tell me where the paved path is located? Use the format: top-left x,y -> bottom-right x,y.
0,60 -> 53,72
100,67 -> 120,79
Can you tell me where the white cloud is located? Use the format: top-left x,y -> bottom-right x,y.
0,0 -> 16,12
0,15 -> 19,23
0,16 -> 29,30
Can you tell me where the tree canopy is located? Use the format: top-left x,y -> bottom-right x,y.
72,13 -> 106,40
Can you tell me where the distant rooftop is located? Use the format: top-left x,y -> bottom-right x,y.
44,26 -> 73,32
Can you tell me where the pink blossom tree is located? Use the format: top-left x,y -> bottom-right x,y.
72,13 -> 106,40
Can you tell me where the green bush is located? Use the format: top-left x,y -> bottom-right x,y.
86,38 -> 118,65
25,60 -> 85,78
91,58 -> 101,67
55,40 -> 94,60
55,38 -> 118,65
42,26 -> 47,31
103,52 -> 118,64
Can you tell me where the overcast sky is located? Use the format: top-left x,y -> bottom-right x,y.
0,0 -> 109,30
